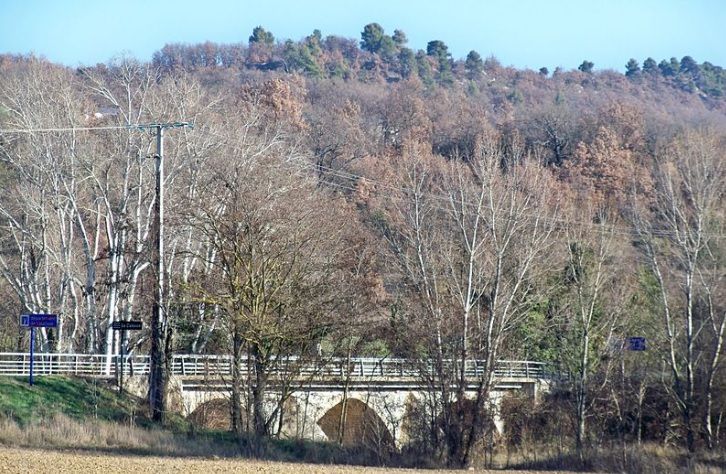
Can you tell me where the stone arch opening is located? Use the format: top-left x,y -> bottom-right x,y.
317,398 -> 394,449
187,395 -> 301,437
187,397 -> 233,430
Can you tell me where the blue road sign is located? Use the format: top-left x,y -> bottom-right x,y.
20,314 -> 58,386
20,314 -> 58,328
627,336 -> 646,351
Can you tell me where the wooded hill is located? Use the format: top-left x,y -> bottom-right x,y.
0,23 -> 724,469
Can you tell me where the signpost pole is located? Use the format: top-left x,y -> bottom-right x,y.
119,329 -> 126,394
29,326 -> 35,386
111,320 -> 142,394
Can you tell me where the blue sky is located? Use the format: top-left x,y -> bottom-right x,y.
1,0 -> 725,71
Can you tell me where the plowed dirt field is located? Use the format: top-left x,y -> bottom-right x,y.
0,446 -> 576,473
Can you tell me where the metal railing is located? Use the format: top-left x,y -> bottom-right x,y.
0,352 -> 549,380
0,353 -> 149,377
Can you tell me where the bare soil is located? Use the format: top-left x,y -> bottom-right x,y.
0,446 -> 579,473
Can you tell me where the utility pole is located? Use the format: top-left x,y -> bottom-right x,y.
136,122 -> 192,423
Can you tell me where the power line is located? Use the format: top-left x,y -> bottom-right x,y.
290,160 -> 726,240
0,125 -> 132,133
0,123 -> 192,134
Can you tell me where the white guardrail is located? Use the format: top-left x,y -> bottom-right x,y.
0,353 -> 548,380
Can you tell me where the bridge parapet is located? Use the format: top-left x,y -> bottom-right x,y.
0,352 -> 550,382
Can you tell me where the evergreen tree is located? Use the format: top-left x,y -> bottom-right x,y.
360,23 -> 385,53
392,29 -> 408,46
282,40 -> 322,77
305,30 -> 323,57
398,47 -> 416,79
658,59 -> 676,76
378,35 -> 397,61
642,57 -> 658,74
679,55 -> 699,75
416,50 -> 434,86
578,60 -> 594,73
426,40 -> 453,86
249,26 -> 275,45
465,50 -> 484,79
539,67 -> 549,76
625,58 -> 640,77
426,40 -> 449,58
668,57 -> 680,74
699,61 -> 726,96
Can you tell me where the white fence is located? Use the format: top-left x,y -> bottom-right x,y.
0,353 -> 149,377
0,352 -> 548,380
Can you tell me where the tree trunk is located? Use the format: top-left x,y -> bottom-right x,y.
715,411 -> 723,447
460,379 -> 489,467
338,350 -> 352,444
704,291 -> 725,450
637,382 -> 645,445
251,345 -> 268,437
230,327 -> 244,435
705,385 -> 714,450
576,330 -> 589,459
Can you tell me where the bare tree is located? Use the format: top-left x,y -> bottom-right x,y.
376,137 -> 559,466
631,129 -> 725,453
190,156 -> 358,437
181,82 -> 369,438
0,58 -> 90,351
558,204 -> 623,459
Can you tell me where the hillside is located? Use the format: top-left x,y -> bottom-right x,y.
150,24 -> 726,105
0,377 -> 138,426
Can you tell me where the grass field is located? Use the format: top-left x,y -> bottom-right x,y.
0,376 -> 145,426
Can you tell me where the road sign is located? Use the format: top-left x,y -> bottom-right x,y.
20,314 -> 58,386
626,336 -> 646,351
20,314 -> 58,328
112,320 -> 143,331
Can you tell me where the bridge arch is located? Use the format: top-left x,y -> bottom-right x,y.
185,393 -> 306,437
187,398 -> 233,430
317,397 -> 395,449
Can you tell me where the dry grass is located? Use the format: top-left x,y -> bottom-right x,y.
0,414 -> 240,458
503,443 -> 726,473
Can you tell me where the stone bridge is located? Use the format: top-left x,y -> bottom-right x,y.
0,353 -> 551,447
